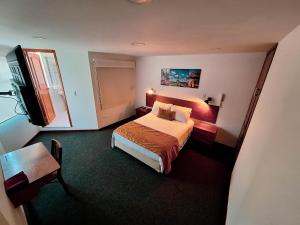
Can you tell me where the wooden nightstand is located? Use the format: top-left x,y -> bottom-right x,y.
136,106 -> 152,118
191,119 -> 218,146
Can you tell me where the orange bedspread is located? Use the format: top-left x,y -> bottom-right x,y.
114,121 -> 179,174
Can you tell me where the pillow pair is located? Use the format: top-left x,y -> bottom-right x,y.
152,101 -> 192,123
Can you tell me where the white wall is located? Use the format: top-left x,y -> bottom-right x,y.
0,57 -> 11,80
226,25 -> 300,225
0,116 -> 39,152
135,53 -> 265,147
0,57 -> 16,123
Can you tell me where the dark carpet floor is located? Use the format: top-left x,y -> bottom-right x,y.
26,121 -> 236,225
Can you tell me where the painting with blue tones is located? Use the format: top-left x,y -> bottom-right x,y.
161,68 -> 201,88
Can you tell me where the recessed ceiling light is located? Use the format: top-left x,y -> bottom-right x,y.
32,35 -> 47,40
131,41 -> 146,46
129,0 -> 152,4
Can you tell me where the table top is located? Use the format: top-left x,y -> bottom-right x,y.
0,142 -> 60,183
192,118 -> 218,134
137,106 -> 152,112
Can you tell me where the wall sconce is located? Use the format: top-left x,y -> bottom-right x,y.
204,97 -> 212,104
147,88 -> 156,95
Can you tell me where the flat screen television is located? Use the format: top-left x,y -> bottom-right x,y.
5,45 -> 47,126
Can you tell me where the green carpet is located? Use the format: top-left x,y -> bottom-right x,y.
26,121 -> 235,225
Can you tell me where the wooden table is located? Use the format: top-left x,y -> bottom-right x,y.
191,119 -> 218,146
0,142 -> 60,207
136,106 -> 152,118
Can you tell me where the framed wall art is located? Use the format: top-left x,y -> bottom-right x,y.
161,68 -> 201,88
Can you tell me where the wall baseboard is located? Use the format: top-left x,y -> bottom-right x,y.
99,116 -> 135,130
40,116 -> 135,134
40,129 -> 99,133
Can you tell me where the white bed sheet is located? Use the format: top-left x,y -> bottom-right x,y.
112,113 -> 194,172
134,113 -> 194,148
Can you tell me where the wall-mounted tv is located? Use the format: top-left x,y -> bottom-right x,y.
6,45 -> 48,126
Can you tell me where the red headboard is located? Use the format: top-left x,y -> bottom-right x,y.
146,93 -> 219,123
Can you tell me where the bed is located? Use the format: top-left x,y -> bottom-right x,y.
112,112 -> 194,174
111,94 -> 219,174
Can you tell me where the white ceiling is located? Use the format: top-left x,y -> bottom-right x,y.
0,0 -> 300,56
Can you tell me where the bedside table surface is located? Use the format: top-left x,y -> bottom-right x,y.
193,119 -> 217,133
137,106 -> 151,112
136,106 -> 152,118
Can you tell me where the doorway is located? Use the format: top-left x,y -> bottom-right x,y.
236,45 -> 277,151
23,49 -> 72,128
89,52 -> 136,128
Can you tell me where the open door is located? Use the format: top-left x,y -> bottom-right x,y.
25,52 -> 56,124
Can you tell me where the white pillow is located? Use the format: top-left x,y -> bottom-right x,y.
151,101 -> 172,115
171,105 -> 192,123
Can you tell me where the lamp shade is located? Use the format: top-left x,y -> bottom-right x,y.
147,88 -> 155,95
